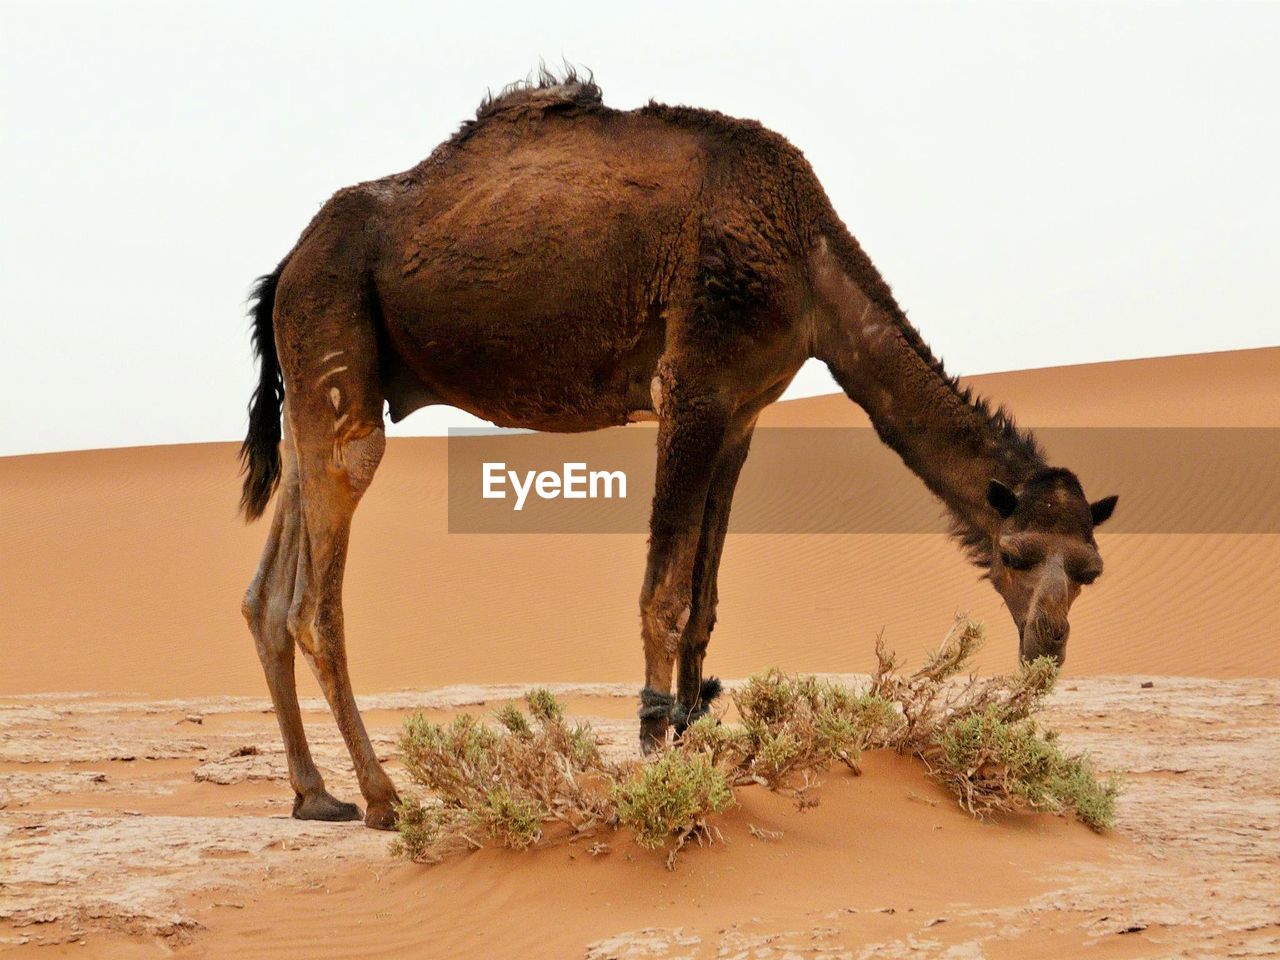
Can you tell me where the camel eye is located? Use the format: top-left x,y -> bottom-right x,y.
1074,568 -> 1101,586
1000,550 -> 1036,571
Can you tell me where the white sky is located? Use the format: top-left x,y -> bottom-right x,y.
2,0 -> 1277,456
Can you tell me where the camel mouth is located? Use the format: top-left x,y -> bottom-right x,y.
1019,628 -> 1068,667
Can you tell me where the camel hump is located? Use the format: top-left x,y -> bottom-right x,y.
475,67 -> 604,122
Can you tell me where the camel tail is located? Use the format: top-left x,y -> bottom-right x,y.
239,266 -> 285,521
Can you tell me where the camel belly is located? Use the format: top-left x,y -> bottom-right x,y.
376,291 -> 668,431
390,351 -> 659,432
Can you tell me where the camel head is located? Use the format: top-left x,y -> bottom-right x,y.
985,470 -> 1118,667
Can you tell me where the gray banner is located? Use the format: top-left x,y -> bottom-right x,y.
447,427 -> 1280,534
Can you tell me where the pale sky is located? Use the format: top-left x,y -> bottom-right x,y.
2,0 -> 1276,456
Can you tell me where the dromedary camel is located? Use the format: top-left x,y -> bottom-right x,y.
239,73 -> 1118,829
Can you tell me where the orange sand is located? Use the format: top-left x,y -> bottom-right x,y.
2,347 -> 1277,698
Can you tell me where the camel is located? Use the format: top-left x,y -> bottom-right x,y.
239,73 -> 1118,829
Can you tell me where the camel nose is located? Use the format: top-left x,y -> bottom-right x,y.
1020,619 -> 1069,666
1019,639 -> 1067,667
1020,560 -> 1073,665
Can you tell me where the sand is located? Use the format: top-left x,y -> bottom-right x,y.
2,347 -> 1278,957
3,347 -> 1277,698
2,680 -> 1277,957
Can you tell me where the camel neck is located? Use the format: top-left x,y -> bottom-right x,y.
808,236 -> 1046,559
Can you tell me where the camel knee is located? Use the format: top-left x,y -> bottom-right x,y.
243,577 -> 278,643
241,584 -> 262,630
243,576 -> 284,627
336,425 -> 384,499
246,580 -> 296,664
642,594 -> 691,661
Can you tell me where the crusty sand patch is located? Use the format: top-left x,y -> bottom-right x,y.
2,677 -> 1276,958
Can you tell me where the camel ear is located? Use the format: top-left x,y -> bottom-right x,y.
987,479 -> 1018,519
1090,494 -> 1119,527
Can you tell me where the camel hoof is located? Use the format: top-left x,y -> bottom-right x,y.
292,791 -> 363,822
639,718 -> 668,756
364,800 -> 398,831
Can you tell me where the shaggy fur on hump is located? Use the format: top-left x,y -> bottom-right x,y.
451,64 -> 604,146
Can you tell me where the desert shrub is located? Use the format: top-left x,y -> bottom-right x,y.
612,751 -> 734,855
396,691 -> 736,866
727,670 -> 901,787
932,708 -> 1119,828
394,622 -> 1119,865
670,673 -> 899,796
473,785 -> 545,849
389,798 -> 476,862
679,713 -> 749,763
1048,756 -> 1121,830
394,690 -> 610,862
872,617 -> 1119,830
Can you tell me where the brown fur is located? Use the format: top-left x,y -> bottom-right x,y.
239,76 -> 1117,827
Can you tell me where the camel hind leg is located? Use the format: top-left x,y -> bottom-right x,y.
277,266 -> 399,829
242,406 -> 360,821
289,409 -> 398,828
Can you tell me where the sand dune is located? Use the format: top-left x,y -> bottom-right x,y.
2,348 -> 1277,698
